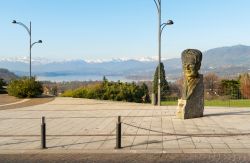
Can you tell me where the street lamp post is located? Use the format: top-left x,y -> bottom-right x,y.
12,20 -> 42,78
153,0 -> 173,106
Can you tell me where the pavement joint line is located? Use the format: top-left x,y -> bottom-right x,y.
94,114 -> 116,150
170,112 -> 181,150
81,112 -> 115,150
121,123 -> 250,137
130,109 -> 147,150
0,133 -> 250,138
146,109 -> 154,150
0,116 -> 174,119
121,109 -> 140,148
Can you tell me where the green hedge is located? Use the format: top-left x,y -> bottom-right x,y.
7,77 -> 43,98
61,79 -> 150,103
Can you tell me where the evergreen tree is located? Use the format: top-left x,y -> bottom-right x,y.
153,62 -> 170,99
0,79 -> 7,93
220,79 -> 240,99
0,79 -> 6,89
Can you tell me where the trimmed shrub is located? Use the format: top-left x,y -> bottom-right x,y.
60,90 -> 74,97
61,79 -> 151,103
7,77 -> 43,98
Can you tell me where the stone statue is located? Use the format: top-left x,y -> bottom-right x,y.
176,49 -> 204,119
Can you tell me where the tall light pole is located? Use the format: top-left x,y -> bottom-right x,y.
12,20 -> 42,78
153,0 -> 173,106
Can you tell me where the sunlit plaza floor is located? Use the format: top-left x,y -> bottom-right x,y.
0,97 -> 250,154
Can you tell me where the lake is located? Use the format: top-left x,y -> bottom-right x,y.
37,75 -> 140,82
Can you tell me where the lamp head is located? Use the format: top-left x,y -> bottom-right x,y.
38,40 -> 42,43
12,20 -> 17,24
166,20 -> 174,25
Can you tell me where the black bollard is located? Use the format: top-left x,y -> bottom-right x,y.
41,116 -> 46,149
115,116 -> 121,149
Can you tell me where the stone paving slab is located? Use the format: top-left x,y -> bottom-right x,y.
0,97 -> 250,154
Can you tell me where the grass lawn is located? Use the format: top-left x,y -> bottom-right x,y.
161,99 -> 250,107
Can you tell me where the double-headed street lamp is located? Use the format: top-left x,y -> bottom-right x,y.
153,0 -> 174,106
12,20 -> 42,78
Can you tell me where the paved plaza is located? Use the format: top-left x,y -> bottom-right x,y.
0,97 -> 250,154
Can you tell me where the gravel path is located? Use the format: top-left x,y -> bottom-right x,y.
0,94 -> 22,105
0,94 -> 55,110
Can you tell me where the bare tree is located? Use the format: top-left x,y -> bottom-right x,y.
203,73 -> 220,98
204,73 -> 219,91
173,77 -> 183,98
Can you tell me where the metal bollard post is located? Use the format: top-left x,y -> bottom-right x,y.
41,116 -> 46,149
115,116 -> 121,149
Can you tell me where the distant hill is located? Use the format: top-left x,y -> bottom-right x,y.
0,68 -> 18,82
200,45 -> 250,77
203,45 -> 250,68
0,45 -> 250,81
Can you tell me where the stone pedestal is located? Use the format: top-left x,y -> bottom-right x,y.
176,76 -> 204,119
176,97 -> 204,119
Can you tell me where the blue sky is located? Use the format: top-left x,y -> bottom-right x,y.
0,0 -> 250,60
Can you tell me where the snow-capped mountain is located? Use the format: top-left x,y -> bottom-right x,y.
0,55 -> 178,80
0,56 -> 164,64
0,56 -> 53,65
1,45 -> 250,81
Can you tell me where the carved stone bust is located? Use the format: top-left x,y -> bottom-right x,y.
176,49 -> 204,119
182,49 -> 203,100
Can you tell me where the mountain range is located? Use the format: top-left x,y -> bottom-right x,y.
1,45 -> 250,81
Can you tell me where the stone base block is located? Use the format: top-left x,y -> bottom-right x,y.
176,99 -> 204,119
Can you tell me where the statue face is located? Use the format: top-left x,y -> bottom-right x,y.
181,49 -> 202,79
183,60 -> 199,78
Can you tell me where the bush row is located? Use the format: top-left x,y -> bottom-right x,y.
61,79 -> 150,103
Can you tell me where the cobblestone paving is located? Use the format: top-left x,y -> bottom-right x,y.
0,97 -> 250,154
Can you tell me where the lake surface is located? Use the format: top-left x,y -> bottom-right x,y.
36,75 -> 176,83
37,75 -> 139,82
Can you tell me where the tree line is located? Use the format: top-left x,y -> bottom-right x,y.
168,72 -> 250,100
150,62 -> 250,101
2,63 -> 250,101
